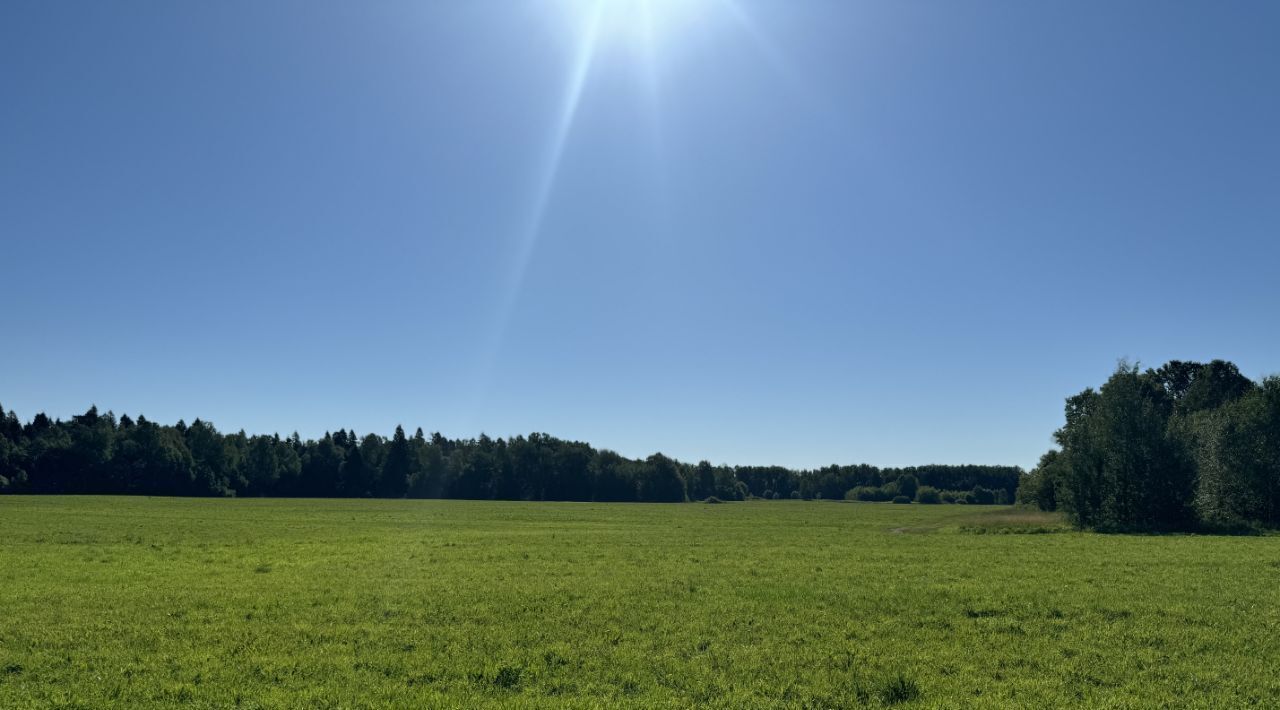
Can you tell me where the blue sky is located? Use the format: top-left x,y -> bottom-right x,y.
2,1 -> 1277,470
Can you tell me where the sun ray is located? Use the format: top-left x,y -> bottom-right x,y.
468,0 -> 808,424
634,0 -> 671,231
717,0 -> 822,111
466,1 -> 606,423
514,0 -> 606,291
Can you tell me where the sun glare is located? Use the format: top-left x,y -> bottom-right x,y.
557,0 -> 714,51
472,0 -> 773,411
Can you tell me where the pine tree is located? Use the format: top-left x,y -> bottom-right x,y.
378,425 -> 412,498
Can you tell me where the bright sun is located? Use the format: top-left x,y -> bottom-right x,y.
474,0 -> 774,387
557,0 -> 716,52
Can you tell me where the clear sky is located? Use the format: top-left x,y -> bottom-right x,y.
2,1 -> 1277,470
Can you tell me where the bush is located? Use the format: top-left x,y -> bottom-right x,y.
771,491 -> 781,500
790,491 -> 802,500
892,495 -> 912,504
970,486 -> 997,505
915,486 -> 942,504
1018,450 -> 1062,511
702,496 -> 724,504
847,486 -> 889,502
762,489 -> 774,500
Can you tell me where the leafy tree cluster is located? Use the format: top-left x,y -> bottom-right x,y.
1020,360 -> 1280,531
799,465 -> 1019,504
0,403 -> 1022,503
845,479 -> 1006,505
682,464 -> 1018,502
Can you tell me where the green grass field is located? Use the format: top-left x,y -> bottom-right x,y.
1,497 -> 1277,708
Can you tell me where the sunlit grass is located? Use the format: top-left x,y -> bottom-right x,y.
1,497 -> 1277,707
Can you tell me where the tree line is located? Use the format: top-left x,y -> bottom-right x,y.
0,404 -> 1019,504
1019,360 -> 1280,531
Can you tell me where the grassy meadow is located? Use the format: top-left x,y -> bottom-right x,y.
1,497 -> 1277,708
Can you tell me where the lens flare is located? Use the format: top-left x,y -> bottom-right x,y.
468,0 -> 794,420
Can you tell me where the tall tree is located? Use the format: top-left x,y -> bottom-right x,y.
690,460 -> 717,500
1191,377 -> 1280,526
113,418 -> 196,495
378,425 -> 412,498
240,436 -> 282,496
1152,360 -> 1255,415
300,434 -> 343,497
1055,364 -> 1195,530
339,439 -> 374,498
591,450 -> 634,502
185,419 -> 236,495
637,453 -> 687,502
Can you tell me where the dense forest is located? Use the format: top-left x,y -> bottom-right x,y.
0,404 -> 1020,504
1020,360 -> 1280,531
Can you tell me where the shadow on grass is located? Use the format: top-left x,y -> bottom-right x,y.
1091,519 -> 1273,537
956,507 -> 1276,537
